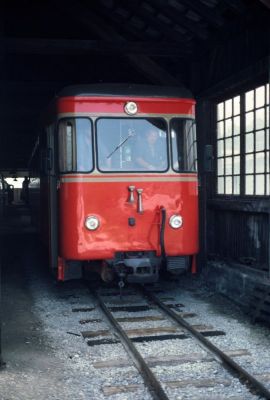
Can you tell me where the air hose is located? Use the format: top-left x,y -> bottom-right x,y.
160,207 -> 167,268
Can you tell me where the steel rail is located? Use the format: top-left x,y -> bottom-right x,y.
91,288 -> 170,400
140,285 -> 270,399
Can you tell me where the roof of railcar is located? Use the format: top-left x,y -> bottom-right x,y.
57,84 -> 194,100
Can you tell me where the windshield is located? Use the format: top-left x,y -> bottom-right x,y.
96,118 -> 168,172
171,118 -> 197,172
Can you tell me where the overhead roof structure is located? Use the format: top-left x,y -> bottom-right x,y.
1,0 -> 269,172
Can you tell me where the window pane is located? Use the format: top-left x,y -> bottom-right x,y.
225,176 -> 232,194
245,175 -> 254,195
217,158 -> 224,176
266,174 -> 270,195
218,177 -> 224,194
225,118 -> 232,137
256,86 -> 265,108
217,140 -> 224,157
97,118 -> 168,172
255,130 -> 265,152
255,108 -> 265,130
233,175 -> 240,194
225,157 -> 232,175
233,135 -> 240,155
233,96 -> 240,115
255,174 -> 265,195
245,111 -> 254,132
76,119 -> 93,172
66,124 -> 73,171
245,133 -> 254,153
256,152 -> 265,173
217,121 -> 224,138
233,116 -> 240,135
58,118 -> 93,173
225,99 -> 232,118
245,154 -> 254,173
245,90 -> 254,111
234,156 -> 240,174
217,102 -> 224,120
225,138 -> 232,156
183,120 -> 197,171
216,85 -> 269,197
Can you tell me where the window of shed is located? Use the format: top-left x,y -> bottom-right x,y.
217,95 -> 240,195
216,83 -> 269,196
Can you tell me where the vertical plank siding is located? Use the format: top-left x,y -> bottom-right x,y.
208,208 -> 269,271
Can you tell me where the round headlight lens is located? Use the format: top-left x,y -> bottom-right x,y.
85,216 -> 100,231
169,215 -> 183,229
124,101 -> 138,115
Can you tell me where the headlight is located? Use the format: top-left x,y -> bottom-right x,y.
169,215 -> 183,229
124,101 -> 138,115
85,215 -> 100,231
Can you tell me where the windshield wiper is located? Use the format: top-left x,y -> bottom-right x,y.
107,129 -> 135,159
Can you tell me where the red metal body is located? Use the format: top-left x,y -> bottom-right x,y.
59,175 -> 198,260
40,88 -> 198,281
55,96 -> 195,116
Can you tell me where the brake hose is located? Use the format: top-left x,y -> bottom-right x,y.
160,207 -> 167,267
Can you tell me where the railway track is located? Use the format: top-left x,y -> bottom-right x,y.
75,283 -> 270,399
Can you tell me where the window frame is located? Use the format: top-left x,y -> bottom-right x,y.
95,117 -> 170,174
170,117 -> 197,173
58,117 -> 94,174
216,83 -> 269,197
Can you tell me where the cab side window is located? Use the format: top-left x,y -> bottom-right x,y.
58,118 -> 93,173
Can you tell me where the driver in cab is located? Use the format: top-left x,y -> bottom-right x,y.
135,127 -> 166,171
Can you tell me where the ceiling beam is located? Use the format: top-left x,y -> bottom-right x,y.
91,3 -> 148,42
144,0 -> 208,40
99,0 -> 190,44
58,1 -> 180,85
175,0 -> 224,28
221,0 -> 247,14
257,0 -> 270,9
2,37 -> 190,57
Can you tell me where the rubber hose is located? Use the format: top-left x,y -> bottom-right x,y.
160,207 -> 166,267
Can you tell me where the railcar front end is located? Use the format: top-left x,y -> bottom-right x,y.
39,85 -> 198,284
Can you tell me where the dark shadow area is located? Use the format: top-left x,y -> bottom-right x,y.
1,233 -> 52,367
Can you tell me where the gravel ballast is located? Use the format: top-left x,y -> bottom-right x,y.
1,248 -> 270,400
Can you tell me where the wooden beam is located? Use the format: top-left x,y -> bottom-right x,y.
194,57 -> 268,99
221,0 -> 247,14
57,1 -> 180,85
102,0 -> 191,43
124,54 -> 179,85
145,0 -> 208,40
258,0 -> 270,9
2,37 -> 189,57
175,0 -> 224,28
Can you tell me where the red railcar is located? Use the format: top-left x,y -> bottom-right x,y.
31,84 -> 198,284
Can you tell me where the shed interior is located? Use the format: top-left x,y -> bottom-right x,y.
0,0 -> 270,309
